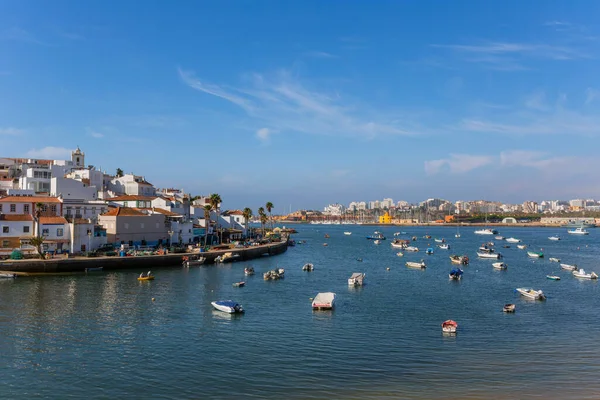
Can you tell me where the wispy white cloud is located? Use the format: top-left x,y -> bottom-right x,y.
256,127 -> 273,142
88,130 -> 104,139
0,127 -> 24,135
26,146 -> 72,159
585,87 -> 600,104
424,154 -> 494,175
304,51 -> 337,58
524,91 -> 549,111
178,67 -> 423,138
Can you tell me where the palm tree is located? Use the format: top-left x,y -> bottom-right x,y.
203,205 -> 212,247
258,207 -> 266,237
265,202 -> 274,230
31,202 -> 45,259
209,193 -> 222,244
260,213 -> 268,239
242,207 -> 253,239
116,168 -> 124,177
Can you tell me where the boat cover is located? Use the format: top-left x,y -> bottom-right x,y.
215,300 -> 239,307
450,269 -> 463,275
350,273 -> 364,279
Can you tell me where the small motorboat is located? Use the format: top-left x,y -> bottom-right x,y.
492,262 -> 507,270
138,271 -> 154,281
366,232 -> 386,240
516,288 -> 546,300
215,252 -> 240,263
405,246 -> 419,252
232,281 -> 246,287
406,260 -> 426,269
527,251 -> 544,258
438,244 -> 450,250
495,236 -> 505,240
546,275 -> 561,281
394,232 -> 401,236
374,239 -> 381,245
434,238 -> 445,243
503,304 -> 516,313
560,263 -> 578,271
302,263 -> 314,271
572,269 -> 598,279
312,292 -> 336,310
548,236 -> 561,241
348,272 -> 365,286
477,252 -> 501,259
549,257 -> 560,263
506,237 -> 521,243
502,245 -> 511,248
244,267 -> 255,275
450,255 -> 469,265
568,227 -> 589,235
0,272 -> 17,279
324,234 -> 330,238
263,268 -> 285,280
412,236 -> 417,241
442,320 -> 458,333
449,268 -> 463,280
425,248 -> 434,255
182,255 -> 206,267
344,232 -> 352,236
356,258 -> 363,262
455,233 -> 461,238
478,245 -> 494,253
211,300 -> 244,313
423,235 -> 431,239
517,244 -> 527,250
396,252 -> 404,257
323,243 -> 328,247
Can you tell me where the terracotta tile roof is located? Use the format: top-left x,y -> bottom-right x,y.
228,210 -> 244,216
0,196 -> 62,203
0,214 -> 33,221
39,216 -> 68,224
100,206 -> 147,217
109,195 -> 157,201
139,208 -> 181,217
73,218 -> 93,224
9,158 -> 53,165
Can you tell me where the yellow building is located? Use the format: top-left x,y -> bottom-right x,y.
379,212 -> 392,224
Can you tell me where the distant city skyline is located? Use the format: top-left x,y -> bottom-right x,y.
2,1 -> 600,209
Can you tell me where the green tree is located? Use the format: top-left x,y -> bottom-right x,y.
265,201 -> 274,230
242,207 -> 253,239
209,193 -> 222,244
116,168 -> 124,177
258,207 -> 266,237
203,205 -> 212,246
31,202 -> 46,259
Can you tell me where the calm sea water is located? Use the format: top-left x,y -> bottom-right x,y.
2,225 -> 600,399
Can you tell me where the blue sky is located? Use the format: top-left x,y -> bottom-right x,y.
2,1 -> 600,212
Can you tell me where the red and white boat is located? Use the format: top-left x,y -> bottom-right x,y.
442,320 -> 458,333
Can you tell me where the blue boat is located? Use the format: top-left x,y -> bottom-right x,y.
426,247 -> 434,255
449,268 -> 464,280
366,231 -> 386,240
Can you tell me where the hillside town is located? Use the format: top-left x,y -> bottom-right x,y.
0,148 -> 259,257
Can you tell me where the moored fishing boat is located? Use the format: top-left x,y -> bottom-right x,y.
450,255 -> 469,265
425,247 -> 434,255
493,262 -> 507,270
548,236 -> 561,241
344,232 -> 352,235
449,268 -> 463,280
442,320 -> 458,333
506,237 -> 521,243
405,246 -> 419,252
406,260 -> 426,269
366,231 -> 386,240
503,304 -> 516,313
495,236 -> 505,240
348,272 -> 365,286
0,272 -> 17,279
474,228 -> 497,235
572,269 -> 598,279
477,251 -> 502,259
302,263 -> 314,271
182,255 -> 206,267
232,281 -> 246,287
434,238 -> 445,243
568,227 -> 589,235
396,252 -> 404,257
546,275 -> 561,280
549,257 -> 560,263
438,243 -> 450,250
312,292 -> 336,310
244,267 -> 255,275
560,263 -> 577,271
517,244 -> 527,250
527,251 -> 544,258
211,300 -> 244,313
516,288 -> 546,300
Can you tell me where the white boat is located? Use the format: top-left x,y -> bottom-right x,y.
527,251 -> 544,258
455,233 -> 461,238
390,240 -> 406,249
505,237 -> 521,243
0,272 -> 17,279
548,236 -> 561,241
560,263 -> 578,271
344,232 -> 352,235
215,252 -> 240,263
244,267 -> 255,275
442,320 -> 458,333
211,300 -> 245,313
312,292 -> 336,310
478,245 -> 494,253
517,244 -> 527,250
477,252 -> 501,259
568,227 -> 589,235
549,257 -> 560,263
348,272 -> 365,286
406,260 -> 426,269
438,244 -> 450,250
302,263 -> 314,271
434,238 -> 445,243
449,255 -> 469,265
396,252 -> 404,257
516,288 -> 546,300
374,239 -> 381,245
493,262 -> 507,270
474,228 -> 497,235
405,246 -> 419,252
495,236 -> 505,240
572,269 -> 598,279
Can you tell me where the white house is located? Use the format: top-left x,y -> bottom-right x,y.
0,214 -> 35,256
108,194 -> 155,209
62,200 -> 110,221
107,173 -> 156,196
51,175 -> 98,201
38,216 -> 70,253
69,219 -> 108,254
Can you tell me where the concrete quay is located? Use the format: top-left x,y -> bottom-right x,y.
0,240 -> 288,274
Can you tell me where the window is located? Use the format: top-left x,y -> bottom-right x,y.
140,223 -> 145,229
66,206 -> 72,215
124,223 -> 129,229
2,240 -> 9,248
50,205 -> 57,213
92,207 -> 96,214
155,223 -> 159,229
2,226 -> 8,233
42,228 -> 49,236
0,205 -> 2,212
23,226 -> 30,233
123,202 -> 128,207
23,204 -> 29,213
57,228 -> 63,237
41,204 -> 47,212
10,204 -> 16,212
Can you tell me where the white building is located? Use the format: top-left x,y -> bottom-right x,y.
69,219 -> 108,253
381,198 -> 394,209
324,203 -> 345,216
108,173 -> 156,196
0,214 -> 34,256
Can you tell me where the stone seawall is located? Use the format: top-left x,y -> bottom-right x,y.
0,241 -> 288,274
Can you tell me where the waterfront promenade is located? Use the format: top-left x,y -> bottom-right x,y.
0,240 -> 288,274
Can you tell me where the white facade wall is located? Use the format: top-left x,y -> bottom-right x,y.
62,201 -> 109,220
51,176 -> 98,201
70,222 -> 108,253
169,220 -> 195,244
0,220 -> 33,238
